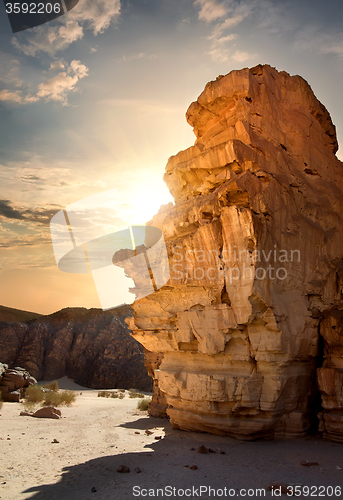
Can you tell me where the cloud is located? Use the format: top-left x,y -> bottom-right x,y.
232,50 -> 257,62
208,15 -> 245,40
0,89 -> 38,104
37,60 -> 88,104
0,200 -> 26,220
296,29 -> 343,59
0,60 -> 88,106
116,53 -> 157,63
176,18 -> 191,31
0,54 -> 22,88
49,61 -> 66,70
0,89 -> 23,103
198,1 -> 251,62
206,33 -> 238,62
215,34 -> 238,44
12,0 -> 121,57
193,0 -> 227,23
67,0 -> 121,35
195,0 -> 294,62
12,21 -> 83,57
0,199 -> 61,228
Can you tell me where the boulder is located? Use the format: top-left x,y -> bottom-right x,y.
32,407 -> 61,419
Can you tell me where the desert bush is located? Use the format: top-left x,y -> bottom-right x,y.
129,388 -> 145,399
43,380 -> 59,392
25,384 -> 45,403
59,390 -> 76,405
43,390 -> 76,406
137,398 -> 151,411
98,390 -> 124,399
23,400 -> 37,412
98,391 -> 113,398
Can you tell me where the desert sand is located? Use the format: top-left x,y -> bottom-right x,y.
0,378 -> 342,500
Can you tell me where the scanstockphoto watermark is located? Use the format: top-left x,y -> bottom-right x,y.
171,245 -> 301,283
132,485 -> 267,497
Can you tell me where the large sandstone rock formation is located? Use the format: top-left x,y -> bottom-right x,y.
127,64 -> 343,441
0,306 -> 152,391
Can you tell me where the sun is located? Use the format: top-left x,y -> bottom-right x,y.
124,177 -> 174,226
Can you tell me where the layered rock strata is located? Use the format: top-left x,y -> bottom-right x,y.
0,306 -> 152,391
127,65 -> 343,440
0,363 -> 37,402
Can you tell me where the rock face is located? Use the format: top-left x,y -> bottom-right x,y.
0,364 -> 37,402
0,306 -> 152,391
127,65 -> 343,440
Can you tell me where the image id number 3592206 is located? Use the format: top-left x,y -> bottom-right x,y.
5,2 -> 61,14
277,485 -> 342,496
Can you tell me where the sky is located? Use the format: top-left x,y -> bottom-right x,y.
0,0 -> 342,314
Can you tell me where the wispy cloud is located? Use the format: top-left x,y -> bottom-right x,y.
0,54 -> 22,88
193,0 -> 293,63
115,52 -> 157,63
208,15 -> 245,40
196,0 -> 251,62
12,0 -> 121,57
206,33 -> 238,62
193,0 -> 227,23
0,89 -> 38,104
0,200 -> 26,220
0,199 -> 60,226
295,28 -> 343,61
232,50 -> 257,62
12,21 -> 84,57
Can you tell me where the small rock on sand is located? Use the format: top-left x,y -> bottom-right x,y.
117,465 -> 130,473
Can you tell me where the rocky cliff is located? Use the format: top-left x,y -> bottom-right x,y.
0,305 -> 152,391
127,64 -> 343,441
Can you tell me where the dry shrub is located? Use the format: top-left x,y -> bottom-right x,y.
98,390 -> 123,399
43,390 -> 76,407
129,389 -> 145,399
137,398 -> 151,411
25,384 -> 45,403
23,400 -> 37,412
98,391 -> 112,398
43,380 -> 59,392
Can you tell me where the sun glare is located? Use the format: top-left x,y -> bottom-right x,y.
125,178 -> 174,226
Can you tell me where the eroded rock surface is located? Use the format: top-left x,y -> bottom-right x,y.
127,65 -> 343,440
0,364 -> 37,402
0,306 -> 152,391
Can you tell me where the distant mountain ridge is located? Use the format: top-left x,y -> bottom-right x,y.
0,305 -> 42,323
0,304 -> 152,391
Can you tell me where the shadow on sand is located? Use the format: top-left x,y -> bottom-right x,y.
22,416 -> 343,500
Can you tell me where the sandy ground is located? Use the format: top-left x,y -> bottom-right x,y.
1,378 -> 343,500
